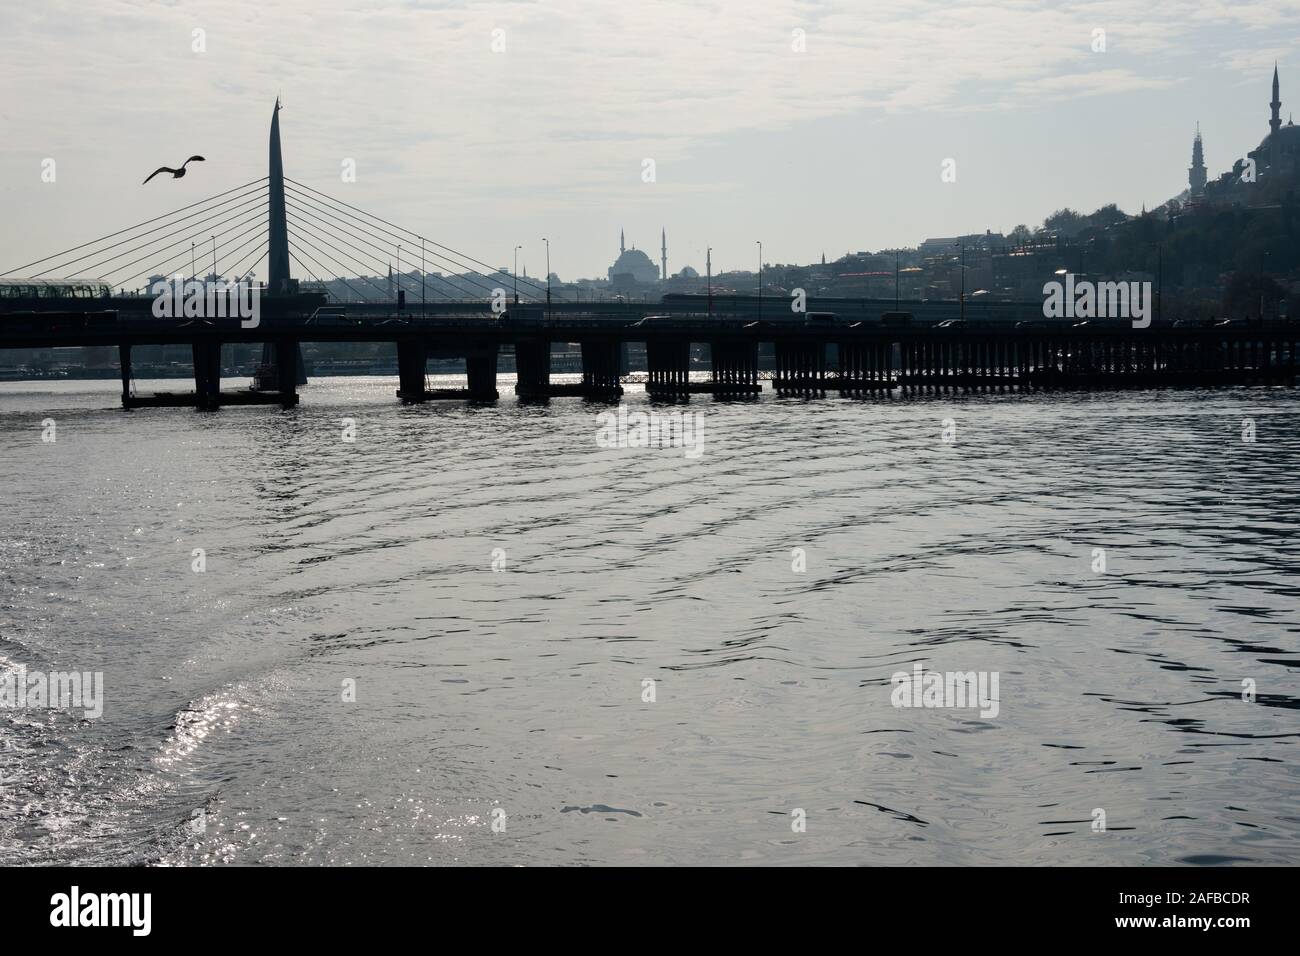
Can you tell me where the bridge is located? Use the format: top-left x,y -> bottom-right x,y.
2,102 -> 1297,410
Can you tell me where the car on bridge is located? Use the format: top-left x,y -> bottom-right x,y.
305,306 -> 361,326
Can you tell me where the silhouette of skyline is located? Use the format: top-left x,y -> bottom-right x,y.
1,2 -> 1296,277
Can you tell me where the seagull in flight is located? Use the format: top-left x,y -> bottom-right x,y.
142,155 -> 205,184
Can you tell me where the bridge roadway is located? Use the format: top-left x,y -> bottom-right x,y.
1,295 -> 1297,409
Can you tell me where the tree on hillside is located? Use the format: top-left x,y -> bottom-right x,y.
1042,208 -> 1086,236
1086,204 -> 1128,229
1224,270 -> 1287,319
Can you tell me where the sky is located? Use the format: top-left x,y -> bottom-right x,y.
1,0 -> 1297,281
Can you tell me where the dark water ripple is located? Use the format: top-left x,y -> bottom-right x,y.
1,377 -> 1298,865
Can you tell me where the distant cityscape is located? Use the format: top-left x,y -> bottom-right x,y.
4,66 -> 1298,382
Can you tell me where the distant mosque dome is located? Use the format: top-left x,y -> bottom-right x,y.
676,265 -> 699,279
607,229 -> 661,283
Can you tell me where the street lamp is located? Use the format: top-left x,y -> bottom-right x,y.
513,245 -> 522,305
756,240 -> 762,319
958,240 -> 966,323
1258,252 -> 1268,323
706,246 -> 713,317
1156,242 -> 1163,324
542,238 -> 551,319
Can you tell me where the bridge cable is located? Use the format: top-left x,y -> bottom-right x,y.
88,203 -> 270,290
286,231 -> 396,303
284,180 -> 546,299
284,179 -> 549,299
62,192 -> 268,283
282,217 -> 390,301
113,212 -> 269,291
0,177 -> 269,278
219,229 -> 272,284
285,201 -> 458,301
283,189 -> 512,300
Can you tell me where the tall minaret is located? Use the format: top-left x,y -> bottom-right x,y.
660,228 -> 667,280
1271,63 -> 1282,137
619,229 -> 625,255
1189,123 -> 1207,196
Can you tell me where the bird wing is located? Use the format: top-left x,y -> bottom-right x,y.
142,166 -> 177,184
184,155 -> 206,165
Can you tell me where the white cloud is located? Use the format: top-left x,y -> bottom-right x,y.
1,0 -> 1297,275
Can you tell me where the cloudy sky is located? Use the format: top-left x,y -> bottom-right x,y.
1,0 -> 1296,281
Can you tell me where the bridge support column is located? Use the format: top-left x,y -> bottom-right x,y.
274,339 -> 300,407
466,346 -> 500,400
709,340 -> 760,396
192,340 -> 222,410
646,340 -> 689,398
581,340 -> 624,399
119,343 -> 133,409
773,340 -> 825,394
514,339 -> 551,399
396,338 -> 428,402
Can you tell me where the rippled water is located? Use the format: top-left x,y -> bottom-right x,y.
1,375 -> 1298,866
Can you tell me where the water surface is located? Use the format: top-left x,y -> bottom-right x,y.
1,376 -> 1297,865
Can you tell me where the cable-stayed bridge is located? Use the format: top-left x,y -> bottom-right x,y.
2,102 -> 1297,410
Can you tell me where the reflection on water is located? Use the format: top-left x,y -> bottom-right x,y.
1,376 -> 1298,865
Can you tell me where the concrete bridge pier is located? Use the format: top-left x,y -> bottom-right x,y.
465,346 -> 500,400
274,339 -> 300,407
192,340 -> 222,410
395,338 -> 428,402
774,340 -> 826,395
514,339 -> 551,400
119,344 -> 132,407
877,341 -> 893,388
645,339 -> 692,398
709,339 -> 760,396
835,342 -> 889,395
580,340 -> 624,399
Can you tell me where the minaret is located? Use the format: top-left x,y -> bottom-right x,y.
267,98 -> 291,294
1271,64 -> 1282,137
620,229 -> 625,255
1188,123 -> 1206,196
660,228 -> 667,280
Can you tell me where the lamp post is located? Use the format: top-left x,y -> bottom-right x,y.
958,240 -> 966,323
542,238 -> 551,320
1156,242 -> 1163,324
756,240 -> 762,320
513,245 -> 522,305
1259,252 -> 1270,323
706,246 -> 712,317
